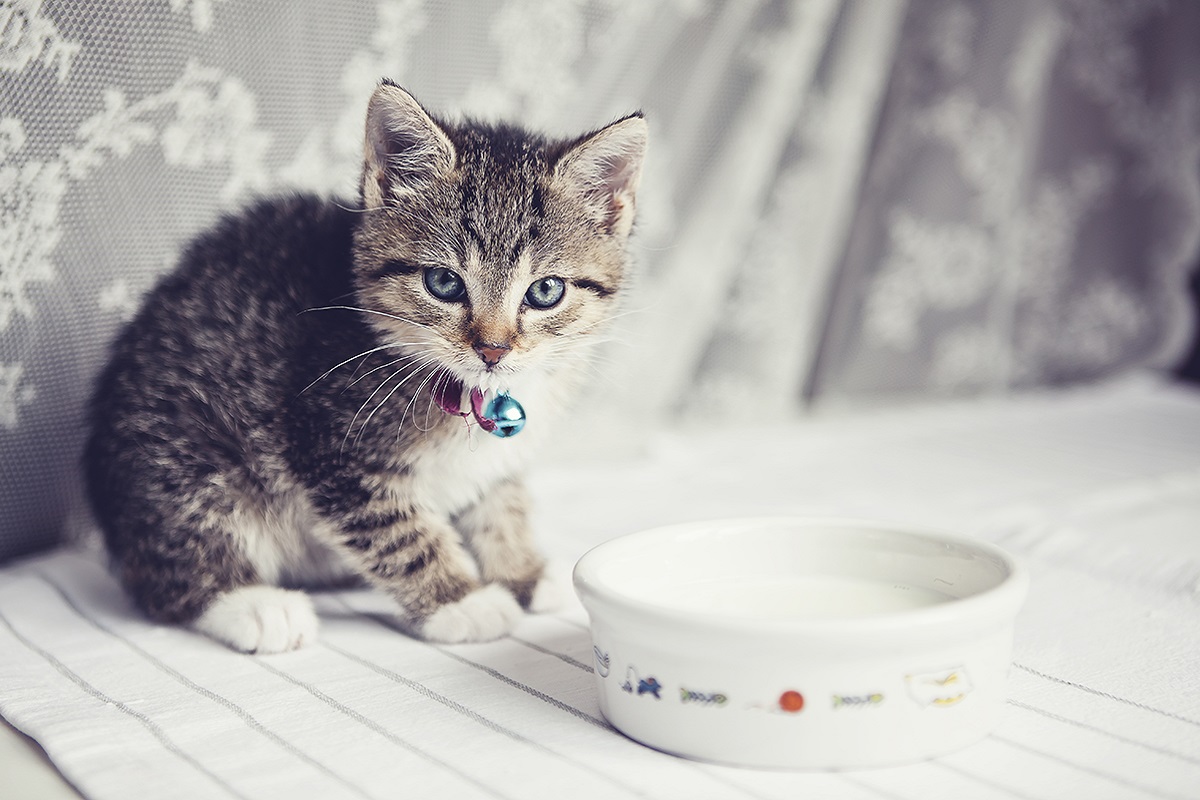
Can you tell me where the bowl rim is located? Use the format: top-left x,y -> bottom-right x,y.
572,516 -> 1030,637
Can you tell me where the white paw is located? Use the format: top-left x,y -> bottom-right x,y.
420,584 -> 522,643
528,573 -> 565,614
192,586 -> 318,654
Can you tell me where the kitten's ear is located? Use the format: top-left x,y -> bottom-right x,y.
361,82 -> 456,209
554,113 -> 648,237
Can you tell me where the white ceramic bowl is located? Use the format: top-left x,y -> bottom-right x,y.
573,517 -> 1029,770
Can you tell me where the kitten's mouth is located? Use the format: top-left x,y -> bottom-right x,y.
432,371 -> 526,437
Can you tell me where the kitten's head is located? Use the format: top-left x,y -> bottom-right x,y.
351,82 -> 646,404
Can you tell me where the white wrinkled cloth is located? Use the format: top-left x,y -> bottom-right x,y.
3,377 -> 1199,800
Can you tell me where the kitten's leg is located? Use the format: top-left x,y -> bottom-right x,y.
193,586 -> 318,654
116,515 -> 318,654
327,494 -> 522,642
454,478 -> 561,613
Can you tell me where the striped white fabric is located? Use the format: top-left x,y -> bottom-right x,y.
3,377 -> 1199,800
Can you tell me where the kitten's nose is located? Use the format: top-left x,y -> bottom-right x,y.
474,342 -> 511,368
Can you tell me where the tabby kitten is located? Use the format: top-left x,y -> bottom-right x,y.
84,82 -> 647,652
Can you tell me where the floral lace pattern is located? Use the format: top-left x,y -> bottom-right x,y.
0,0 -> 1196,558
808,0 -> 1200,400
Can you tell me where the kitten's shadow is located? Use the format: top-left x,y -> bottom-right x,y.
312,589 -> 423,638
315,590 -> 599,701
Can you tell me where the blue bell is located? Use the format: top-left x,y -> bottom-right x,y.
482,392 -> 526,438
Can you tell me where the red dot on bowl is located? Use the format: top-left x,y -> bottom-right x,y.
779,691 -> 804,712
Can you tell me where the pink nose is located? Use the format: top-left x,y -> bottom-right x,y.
475,343 -> 510,367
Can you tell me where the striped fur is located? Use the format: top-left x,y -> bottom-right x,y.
85,85 -> 646,651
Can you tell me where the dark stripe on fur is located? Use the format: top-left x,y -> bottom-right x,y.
571,278 -> 616,298
367,259 -> 421,280
372,530 -> 422,560
342,510 -> 405,533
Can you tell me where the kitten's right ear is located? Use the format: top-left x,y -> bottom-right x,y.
553,112 -> 648,238
361,82 -> 456,209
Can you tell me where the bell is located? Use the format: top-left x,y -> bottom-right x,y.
482,392 -> 526,438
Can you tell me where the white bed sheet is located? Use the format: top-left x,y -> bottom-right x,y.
2,377 -> 1199,800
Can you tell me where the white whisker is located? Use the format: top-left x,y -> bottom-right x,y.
360,356 -> 444,446
416,368 -> 454,433
301,305 -> 439,334
398,365 -> 444,435
343,356 -> 438,453
300,341 -> 419,395
331,201 -> 384,216
342,364 -> 414,455
344,350 -> 436,392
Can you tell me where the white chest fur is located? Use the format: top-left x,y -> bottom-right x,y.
407,375 -> 558,517
408,426 -> 537,516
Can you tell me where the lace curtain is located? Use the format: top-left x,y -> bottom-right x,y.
2,0 -> 1198,559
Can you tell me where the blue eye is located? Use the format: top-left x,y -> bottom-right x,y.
424,268 -> 466,302
525,277 -> 565,309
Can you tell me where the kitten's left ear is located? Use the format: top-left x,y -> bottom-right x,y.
554,113 -> 648,237
361,82 -> 457,209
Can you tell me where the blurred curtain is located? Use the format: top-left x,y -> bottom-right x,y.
2,0 -> 1198,558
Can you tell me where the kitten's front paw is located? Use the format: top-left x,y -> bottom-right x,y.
527,573 -> 565,614
192,586 -> 318,654
420,584 -> 522,643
